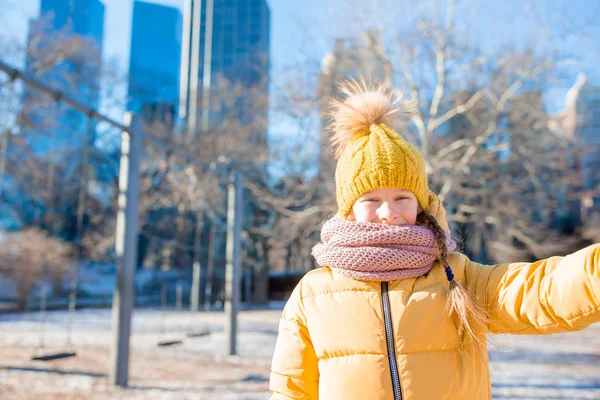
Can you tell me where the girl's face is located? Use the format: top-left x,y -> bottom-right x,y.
351,187 -> 419,225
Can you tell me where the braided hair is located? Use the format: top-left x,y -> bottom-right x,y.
416,211 -> 488,354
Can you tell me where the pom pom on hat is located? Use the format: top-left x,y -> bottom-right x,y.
328,79 -> 417,159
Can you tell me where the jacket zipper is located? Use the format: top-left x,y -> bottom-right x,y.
381,281 -> 403,400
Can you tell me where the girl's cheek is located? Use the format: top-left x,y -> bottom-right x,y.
362,210 -> 376,222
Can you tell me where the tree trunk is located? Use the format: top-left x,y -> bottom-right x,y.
252,238 -> 269,305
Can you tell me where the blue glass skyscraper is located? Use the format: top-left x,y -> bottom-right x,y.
9,0 -> 105,233
179,0 -> 270,143
37,0 -> 104,45
127,1 -> 182,125
20,0 -> 105,152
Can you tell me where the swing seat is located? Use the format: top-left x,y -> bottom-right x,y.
31,352 -> 77,361
157,340 -> 183,347
186,329 -> 210,338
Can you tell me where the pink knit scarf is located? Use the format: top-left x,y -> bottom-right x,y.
311,217 -> 456,281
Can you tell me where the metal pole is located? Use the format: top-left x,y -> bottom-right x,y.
224,170 -> 243,356
190,209 -> 203,312
176,282 -> 183,311
190,261 -> 201,311
38,285 -> 48,350
110,112 -> 142,387
244,263 -> 252,306
0,61 -> 214,174
0,60 -> 126,130
204,222 -> 216,311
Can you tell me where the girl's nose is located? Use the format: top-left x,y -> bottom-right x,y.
378,203 -> 398,223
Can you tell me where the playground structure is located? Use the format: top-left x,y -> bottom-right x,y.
0,59 -> 244,387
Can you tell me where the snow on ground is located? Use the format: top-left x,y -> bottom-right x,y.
1,308 -> 280,399
1,308 -> 600,399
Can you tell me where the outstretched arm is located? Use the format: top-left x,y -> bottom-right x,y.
459,244 -> 600,334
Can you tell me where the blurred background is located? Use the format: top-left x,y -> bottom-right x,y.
0,0 -> 599,399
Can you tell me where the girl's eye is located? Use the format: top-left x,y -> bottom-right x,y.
396,196 -> 409,201
363,198 -> 379,202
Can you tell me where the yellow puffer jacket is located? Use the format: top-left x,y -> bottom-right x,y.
269,194 -> 600,400
270,246 -> 600,399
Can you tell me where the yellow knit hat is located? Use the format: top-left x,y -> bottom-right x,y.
328,80 -> 429,217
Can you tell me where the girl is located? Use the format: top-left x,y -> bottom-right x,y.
269,81 -> 600,400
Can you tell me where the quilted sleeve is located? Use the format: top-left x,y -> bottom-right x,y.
462,244 -> 600,334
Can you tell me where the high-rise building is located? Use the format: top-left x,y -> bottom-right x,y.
572,80 -> 600,194
127,0 -> 182,126
177,0 -> 271,305
20,0 -> 105,152
550,74 -> 600,217
317,30 -> 393,176
179,0 -> 270,143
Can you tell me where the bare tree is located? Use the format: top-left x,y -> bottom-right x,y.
244,0 -> 599,271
